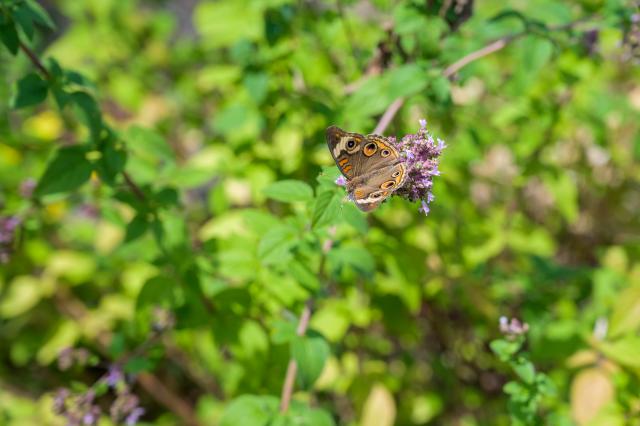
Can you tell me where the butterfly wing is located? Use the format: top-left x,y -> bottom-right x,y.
326,127 -> 406,178
326,126 -> 407,212
326,126 -> 368,179
349,162 -> 407,211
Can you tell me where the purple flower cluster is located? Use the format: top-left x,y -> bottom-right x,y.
499,316 -> 530,338
53,358 -> 145,425
51,311 -> 176,426
0,216 -> 20,263
52,388 -> 101,426
110,388 -> 145,426
57,347 -> 91,371
332,120 -> 445,215
151,306 -> 176,332
392,119 -> 445,215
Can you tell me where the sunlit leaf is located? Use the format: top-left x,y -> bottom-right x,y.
258,224 -> 298,265
35,146 -> 93,196
263,180 -> 313,203
312,190 -> 342,229
360,384 -> 396,426
291,332 -> 330,390
12,73 -> 48,108
220,395 -> 279,426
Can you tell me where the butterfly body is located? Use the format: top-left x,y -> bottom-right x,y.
326,126 -> 406,212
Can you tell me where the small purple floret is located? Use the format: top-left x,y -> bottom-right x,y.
125,407 -> 145,426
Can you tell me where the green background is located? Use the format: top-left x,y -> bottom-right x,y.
1,0 -> 639,425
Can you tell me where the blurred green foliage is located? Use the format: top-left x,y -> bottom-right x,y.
1,0 -> 640,425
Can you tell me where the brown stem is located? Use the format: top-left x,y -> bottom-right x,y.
19,42 -> 51,79
279,301 -> 313,413
138,373 -> 200,426
442,36 -> 513,78
278,241 -> 332,413
373,97 -> 405,135
372,17 -> 595,134
122,171 -> 147,202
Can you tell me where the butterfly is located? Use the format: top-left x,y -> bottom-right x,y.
326,126 -> 406,212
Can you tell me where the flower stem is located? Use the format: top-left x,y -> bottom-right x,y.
279,301 -> 313,413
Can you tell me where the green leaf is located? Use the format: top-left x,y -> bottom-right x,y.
220,395 -> 279,426
342,203 -> 367,234
0,20 -> 19,55
51,86 -> 70,109
13,3 -> 35,40
327,246 -> 375,278
65,70 -> 95,89
194,1 -> 263,48
123,356 -> 153,374
490,338 -> 523,362
489,9 -> 530,28
312,190 -> 342,229
289,260 -> 320,292
258,225 -> 297,265
154,187 -> 179,207
12,73 -> 48,108
264,5 -> 295,46
503,381 -> 529,398
512,358 -> 536,384
599,336 -> 640,368
71,91 -> 102,142
125,126 -> 174,162
242,209 -> 281,234
608,286 -> 640,338
263,180 -> 313,203
291,332 -> 330,390
24,0 -> 56,30
274,402 -> 336,426
429,75 -> 451,104
136,276 -> 174,309
386,64 -> 429,99
124,214 -> 149,244
35,146 -> 93,196
0,276 -> 41,318
109,333 -> 126,358
535,373 -> 556,396
521,35 -> 553,72
95,138 -> 127,185
293,408 -> 335,426
272,320 -> 297,345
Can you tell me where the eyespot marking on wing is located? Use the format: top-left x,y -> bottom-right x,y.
363,142 -> 378,157
332,135 -> 361,157
381,180 -> 396,189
